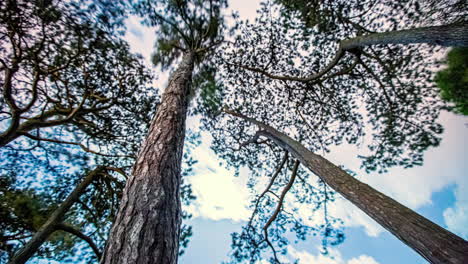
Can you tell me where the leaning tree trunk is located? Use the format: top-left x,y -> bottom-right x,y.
9,167 -> 104,264
101,52 -> 195,264
226,109 -> 468,264
341,22 -> 468,49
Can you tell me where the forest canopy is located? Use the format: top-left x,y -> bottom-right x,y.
1,0 -> 467,264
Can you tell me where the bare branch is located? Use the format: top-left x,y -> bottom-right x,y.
20,132 -> 135,159
263,160 -> 299,231
262,160 -> 300,264
55,223 -> 102,260
20,71 -> 41,113
248,152 -> 289,226
227,48 -> 345,83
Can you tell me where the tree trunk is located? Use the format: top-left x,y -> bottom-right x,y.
9,167 -> 104,264
226,109 -> 468,264
341,22 -> 468,49
100,52 -> 195,264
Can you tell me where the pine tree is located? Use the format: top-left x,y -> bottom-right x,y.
101,1 -> 227,263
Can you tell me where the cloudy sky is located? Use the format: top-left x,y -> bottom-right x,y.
124,1 -> 468,263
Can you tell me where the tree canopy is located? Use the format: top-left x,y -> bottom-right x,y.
197,0 -> 466,262
0,0 -> 157,262
1,0 -> 466,263
435,47 -> 468,115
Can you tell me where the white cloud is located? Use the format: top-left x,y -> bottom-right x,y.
184,130 -> 251,222
184,112 -> 468,239
328,199 -> 384,237
348,255 -> 380,264
124,16 -> 157,66
443,177 -> 468,239
287,246 -> 380,264
227,0 -> 261,23
314,111 -> 468,237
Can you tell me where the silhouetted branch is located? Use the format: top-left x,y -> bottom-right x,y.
55,224 -> 101,260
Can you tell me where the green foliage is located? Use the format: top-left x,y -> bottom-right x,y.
0,175 -> 52,232
199,1 -> 458,261
0,0 -> 158,167
275,0 -> 467,34
274,0 -> 342,32
214,1 -> 449,174
435,47 -> 468,115
134,0 -> 228,69
0,173 -> 57,261
191,65 -> 224,117
0,0 -> 156,262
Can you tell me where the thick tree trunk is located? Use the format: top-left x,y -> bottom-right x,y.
9,167 -> 103,264
341,22 -> 468,49
226,110 -> 468,264
101,52 -> 195,264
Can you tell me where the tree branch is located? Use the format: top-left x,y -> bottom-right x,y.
262,160 -> 300,264
55,223 -> 101,260
228,48 -> 345,83
20,132 -> 135,159
248,152 -> 289,226
9,167 -> 105,264
263,160 -> 299,231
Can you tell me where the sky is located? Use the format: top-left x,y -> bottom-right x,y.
123,1 -> 468,263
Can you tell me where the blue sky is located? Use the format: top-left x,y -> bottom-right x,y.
123,1 -> 468,263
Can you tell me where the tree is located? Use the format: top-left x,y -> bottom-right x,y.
8,166 -> 124,264
1,132 -> 199,263
101,1 -> 227,263
0,165 -> 124,264
224,109 -> 468,264
0,0 -> 159,262
1,1 -> 203,262
0,0 -> 155,162
275,0 -> 467,34
435,47 -> 468,115
200,1 -> 467,262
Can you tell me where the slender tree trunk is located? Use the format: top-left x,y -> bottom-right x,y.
9,167 -> 104,264
341,22 -> 468,49
101,52 -> 195,264
226,109 -> 468,264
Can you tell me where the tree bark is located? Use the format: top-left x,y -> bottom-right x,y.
341,22 -> 468,49
226,109 -> 468,264
100,52 -> 195,264
9,167 -> 104,264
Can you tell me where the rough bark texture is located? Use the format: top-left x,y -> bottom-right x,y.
9,167 -> 103,264
101,52 -> 195,264
341,22 -> 468,49
226,110 -> 468,264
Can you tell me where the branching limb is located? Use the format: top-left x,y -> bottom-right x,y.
263,160 -> 299,231
248,152 -> 289,226
237,130 -> 269,150
262,160 -> 300,264
227,48 -> 345,83
20,71 -> 41,113
9,167 -> 105,264
103,167 -> 128,180
55,223 -> 101,260
20,133 -> 135,159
